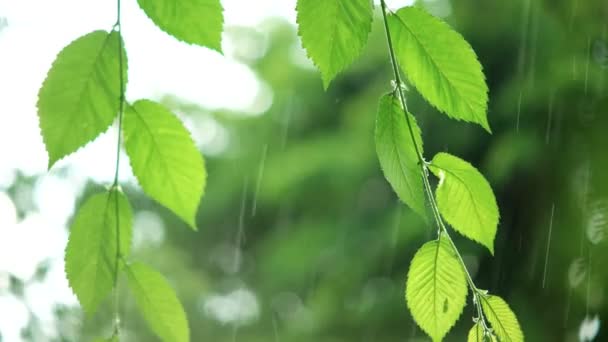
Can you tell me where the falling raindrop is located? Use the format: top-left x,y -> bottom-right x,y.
272,313 -> 281,342
542,203 -> 555,289
280,94 -> 295,149
584,37 -> 591,94
515,0 -> 531,134
545,93 -> 555,145
578,315 -> 600,342
516,91 -> 523,132
517,0 -> 531,75
528,1 -> 540,88
251,144 -> 267,217
233,177 -> 249,273
565,289 -> 573,326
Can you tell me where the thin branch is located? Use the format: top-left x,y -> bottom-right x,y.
111,0 -> 124,337
379,0 -> 489,328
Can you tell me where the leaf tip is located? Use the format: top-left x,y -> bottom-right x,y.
321,73 -> 333,90
47,157 -> 57,171
188,220 -> 198,231
482,121 -> 493,134
487,242 -> 495,256
210,40 -> 223,54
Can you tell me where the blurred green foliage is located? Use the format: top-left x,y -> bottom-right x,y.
2,0 -> 608,341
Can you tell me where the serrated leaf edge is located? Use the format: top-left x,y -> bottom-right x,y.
296,0 -> 373,89
390,6 -> 490,132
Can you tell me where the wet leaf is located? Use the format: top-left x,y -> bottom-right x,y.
467,322 -> 497,342
126,262 -> 189,342
65,189 -> 133,315
375,92 -> 426,220
123,100 -> 206,229
406,232 -> 467,341
388,6 -> 490,131
137,0 -> 223,52
429,152 -> 499,254
480,295 -> 524,342
297,0 -> 373,88
37,30 -> 127,168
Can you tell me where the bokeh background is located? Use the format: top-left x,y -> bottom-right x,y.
1,0 -> 607,341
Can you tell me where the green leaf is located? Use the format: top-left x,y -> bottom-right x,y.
375,92 -> 426,219
137,0 -> 223,52
387,6 -> 490,131
406,232 -> 468,341
125,262 -> 189,342
37,30 -> 127,168
428,152 -> 499,254
123,100 -> 205,229
65,189 -> 133,315
93,336 -> 118,342
480,295 -> 524,342
296,0 -> 373,88
467,322 -> 497,342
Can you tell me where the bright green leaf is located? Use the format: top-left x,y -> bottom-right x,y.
137,0 -> 223,52
93,336 -> 118,342
125,262 -> 189,342
375,92 -> 426,219
296,0 -> 373,88
388,6 -> 490,131
123,100 -> 206,229
428,152 -> 499,254
467,322 -> 497,342
480,295 -> 524,342
37,30 -> 127,168
406,232 -> 468,341
65,189 -> 133,315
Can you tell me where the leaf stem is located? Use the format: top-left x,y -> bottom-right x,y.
111,0 -> 124,337
379,0 -> 488,327
113,2 -> 124,190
